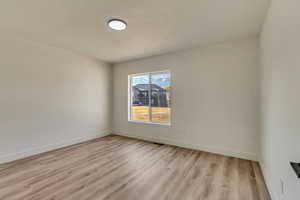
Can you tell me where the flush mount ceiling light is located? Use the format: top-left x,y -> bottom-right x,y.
107,19 -> 127,31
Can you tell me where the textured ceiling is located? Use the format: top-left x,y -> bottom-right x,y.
0,0 -> 269,63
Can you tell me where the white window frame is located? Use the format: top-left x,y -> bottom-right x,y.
128,70 -> 171,126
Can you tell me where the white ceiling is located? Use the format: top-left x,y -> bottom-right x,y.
0,0 -> 269,63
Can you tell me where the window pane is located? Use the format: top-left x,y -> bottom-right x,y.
150,72 -> 171,123
131,75 -> 150,121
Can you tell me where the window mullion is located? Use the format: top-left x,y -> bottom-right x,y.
130,76 -> 133,121
149,73 -> 152,122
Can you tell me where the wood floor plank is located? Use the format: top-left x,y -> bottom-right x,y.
0,135 -> 271,200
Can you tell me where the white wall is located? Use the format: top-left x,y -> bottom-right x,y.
0,35 -> 112,164
260,0 -> 300,199
113,38 -> 260,160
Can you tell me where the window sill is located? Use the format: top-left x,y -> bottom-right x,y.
128,120 -> 171,126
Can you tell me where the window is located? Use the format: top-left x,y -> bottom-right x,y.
129,71 -> 171,125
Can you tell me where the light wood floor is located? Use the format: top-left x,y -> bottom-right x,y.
0,135 -> 271,200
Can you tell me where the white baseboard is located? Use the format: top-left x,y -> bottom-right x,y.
113,132 -> 258,161
259,161 -> 276,200
0,130 -> 111,165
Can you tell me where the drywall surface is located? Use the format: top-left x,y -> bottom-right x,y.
0,35 -> 112,163
260,0 -> 300,199
113,37 -> 260,160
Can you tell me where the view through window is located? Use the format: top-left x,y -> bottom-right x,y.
129,71 -> 171,124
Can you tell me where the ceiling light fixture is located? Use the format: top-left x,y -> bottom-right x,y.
107,19 -> 127,31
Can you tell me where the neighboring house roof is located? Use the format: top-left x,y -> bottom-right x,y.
133,84 -> 164,91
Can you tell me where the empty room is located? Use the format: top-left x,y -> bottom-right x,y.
1,0 -> 299,199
